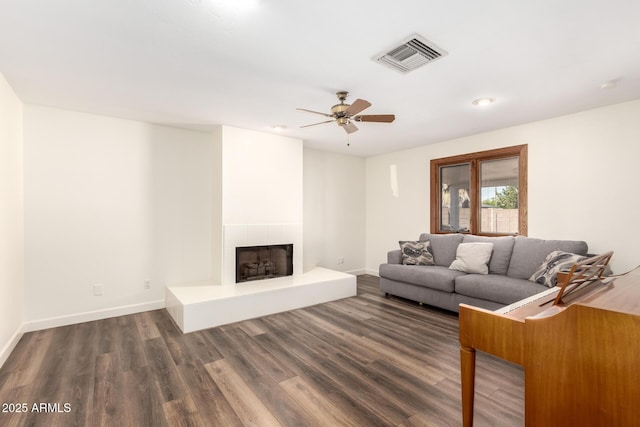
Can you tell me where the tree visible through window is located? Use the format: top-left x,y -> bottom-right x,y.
483,186 -> 519,209
430,145 -> 527,236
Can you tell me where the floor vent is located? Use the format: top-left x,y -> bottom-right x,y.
374,34 -> 447,73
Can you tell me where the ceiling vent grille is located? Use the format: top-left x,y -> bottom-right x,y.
374,34 -> 447,73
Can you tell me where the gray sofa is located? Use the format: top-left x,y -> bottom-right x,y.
379,233 -> 588,312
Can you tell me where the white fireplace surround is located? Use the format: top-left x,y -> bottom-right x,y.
165,126 -> 356,333
223,223 -> 303,285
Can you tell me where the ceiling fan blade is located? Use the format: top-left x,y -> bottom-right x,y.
341,122 -> 359,134
354,114 -> 396,123
300,119 -> 335,128
296,108 -> 333,117
345,99 -> 371,116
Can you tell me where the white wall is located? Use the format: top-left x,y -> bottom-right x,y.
0,73 -> 24,366
23,105 -> 214,327
366,99 -> 640,274
221,126 -> 303,224
303,148 -> 366,274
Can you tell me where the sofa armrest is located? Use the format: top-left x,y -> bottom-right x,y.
388,249 -> 402,264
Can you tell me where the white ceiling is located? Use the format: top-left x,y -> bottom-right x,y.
1,1 -> 639,157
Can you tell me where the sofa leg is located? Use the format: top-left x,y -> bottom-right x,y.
384,292 -> 390,298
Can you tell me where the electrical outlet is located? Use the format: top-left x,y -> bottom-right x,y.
144,279 -> 151,289
337,257 -> 345,265
93,284 -> 104,296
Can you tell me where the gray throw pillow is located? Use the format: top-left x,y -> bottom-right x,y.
399,241 -> 435,266
529,250 -> 587,287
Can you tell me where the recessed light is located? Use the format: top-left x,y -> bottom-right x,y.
600,80 -> 617,90
472,98 -> 495,107
271,125 -> 287,132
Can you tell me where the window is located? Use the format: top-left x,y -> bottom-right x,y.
430,145 -> 527,236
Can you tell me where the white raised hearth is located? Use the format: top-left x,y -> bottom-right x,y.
165,267 -> 357,333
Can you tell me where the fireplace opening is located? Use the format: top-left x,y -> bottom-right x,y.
236,244 -> 293,283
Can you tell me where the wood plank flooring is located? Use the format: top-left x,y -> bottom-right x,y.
0,275 -> 524,426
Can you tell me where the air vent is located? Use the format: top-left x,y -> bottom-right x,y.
374,34 -> 447,73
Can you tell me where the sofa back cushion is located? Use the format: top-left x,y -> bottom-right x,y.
419,233 -> 464,267
462,235 -> 515,275
507,236 -> 588,279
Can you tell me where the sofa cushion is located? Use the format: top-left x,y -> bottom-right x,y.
507,236 -> 588,280
399,241 -> 435,266
449,242 -> 494,274
462,235 -> 515,275
529,250 -> 587,287
418,233 -> 464,267
378,264 -> 465,293
454,274 -> 549,305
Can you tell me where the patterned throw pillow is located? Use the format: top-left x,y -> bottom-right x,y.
529,250 -> 587,287
399,241 -> 435,266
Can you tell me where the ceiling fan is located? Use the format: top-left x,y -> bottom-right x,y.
297,91 -> 395,134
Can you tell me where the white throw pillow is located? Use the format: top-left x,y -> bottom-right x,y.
449,242 -> 494,274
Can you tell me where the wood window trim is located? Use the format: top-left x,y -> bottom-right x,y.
430,144 -> 528,236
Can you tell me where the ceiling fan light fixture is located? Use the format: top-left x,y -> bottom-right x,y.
600,80 -> 617,90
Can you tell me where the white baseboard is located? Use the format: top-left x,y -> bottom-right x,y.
345,268 -> 369,276
363,268 -> 379,277
0,326 -> 24,369
22,300 -> 165,333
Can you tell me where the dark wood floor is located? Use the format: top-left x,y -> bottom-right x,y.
0,275 -> 524,427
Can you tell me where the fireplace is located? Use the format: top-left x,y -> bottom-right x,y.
236,244 -> 293,283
